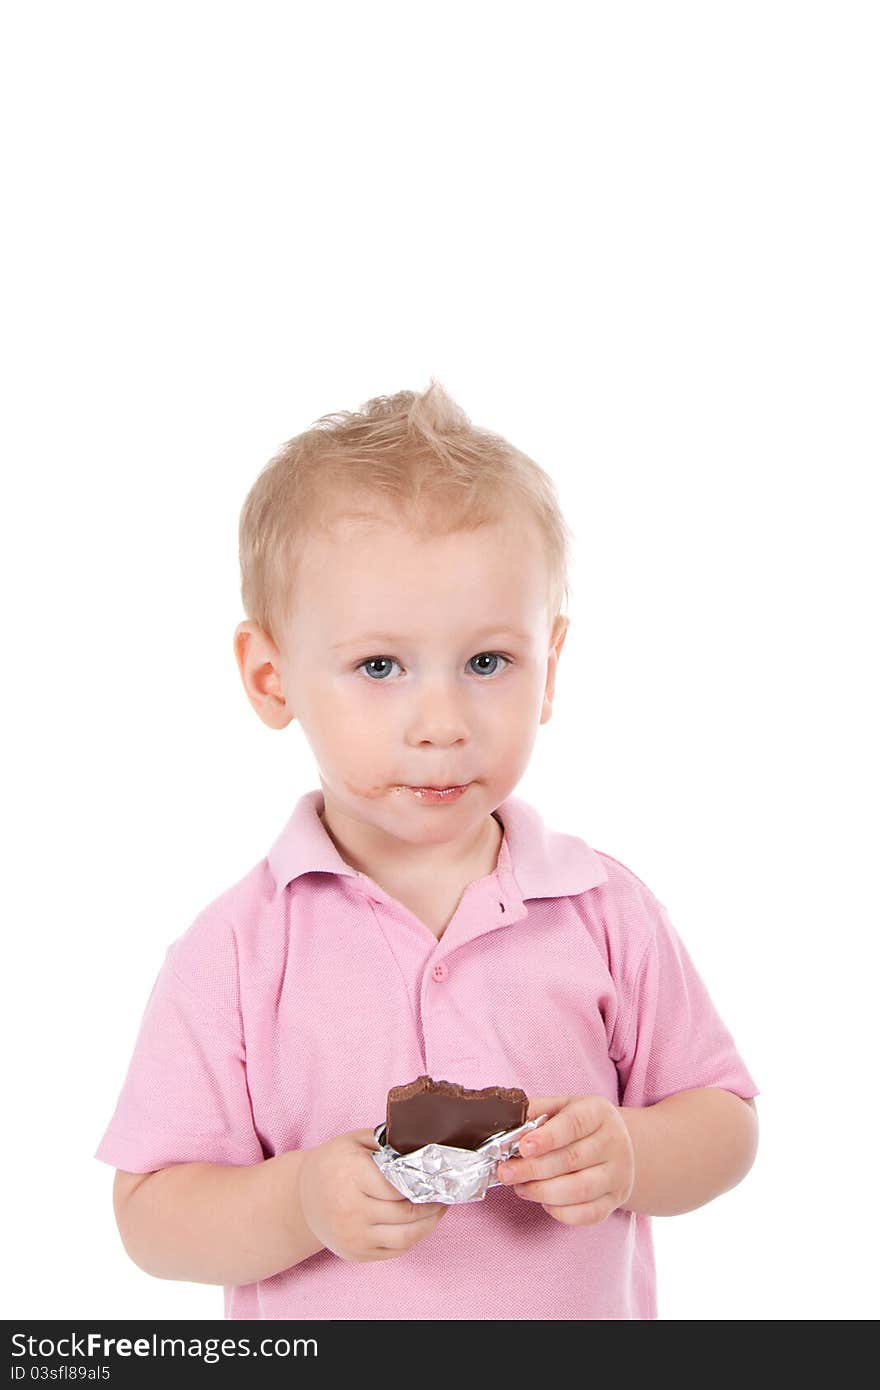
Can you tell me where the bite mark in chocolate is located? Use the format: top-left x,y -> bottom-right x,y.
386,1075 -> 529,1155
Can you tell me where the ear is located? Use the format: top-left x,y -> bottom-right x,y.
540,614 -> 569,726
233,620 -> 295,730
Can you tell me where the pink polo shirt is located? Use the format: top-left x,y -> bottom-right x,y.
95,789 -> 759,1320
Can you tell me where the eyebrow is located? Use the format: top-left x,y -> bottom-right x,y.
331,627 -> 533,651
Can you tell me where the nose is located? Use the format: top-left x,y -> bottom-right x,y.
404,676 -> 470,747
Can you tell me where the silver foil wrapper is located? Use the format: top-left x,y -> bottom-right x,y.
372,1113 -> 549,1204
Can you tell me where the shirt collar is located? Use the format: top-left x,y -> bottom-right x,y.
267,788 -> 607,902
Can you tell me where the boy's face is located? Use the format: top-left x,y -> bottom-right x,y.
234,506 -> 568,854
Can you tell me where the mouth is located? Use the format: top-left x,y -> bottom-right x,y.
392,783 -> 471,802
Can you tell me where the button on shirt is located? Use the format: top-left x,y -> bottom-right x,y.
95,789 -> 760,1320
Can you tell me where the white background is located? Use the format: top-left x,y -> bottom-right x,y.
2,1 -> 877,1321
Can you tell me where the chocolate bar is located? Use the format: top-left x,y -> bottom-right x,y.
385,1075 -> 529,1156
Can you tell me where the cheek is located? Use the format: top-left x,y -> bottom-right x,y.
310,685 -> 390,753
490,674 -> 545,727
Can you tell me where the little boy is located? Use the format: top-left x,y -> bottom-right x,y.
95,381 -> 759,1320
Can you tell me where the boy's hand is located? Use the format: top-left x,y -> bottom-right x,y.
298,1128 -> 449,1263
496,1095 -> 634,1225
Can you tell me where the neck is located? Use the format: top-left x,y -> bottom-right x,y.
319,802 -> 503,889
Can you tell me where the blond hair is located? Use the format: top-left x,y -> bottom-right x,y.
238,379 -> 574,649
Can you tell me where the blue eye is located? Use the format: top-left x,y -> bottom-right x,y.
358,657 -> 401,681
355,653 -> 510,681
467,652 -> 509,676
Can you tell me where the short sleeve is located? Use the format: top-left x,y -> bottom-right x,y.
614,900 -> 760,1109
94,923 -> 264,1173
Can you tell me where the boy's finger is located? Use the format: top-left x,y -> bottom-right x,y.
521,1096 -> 606,1157
525,1095 -> 569,1124
353,1127 -> 382,1150
370,1195 -> 445,1221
